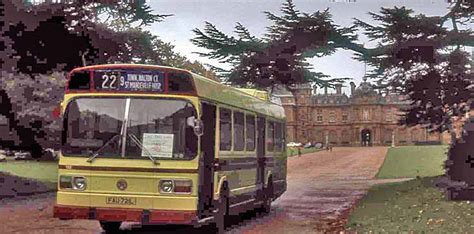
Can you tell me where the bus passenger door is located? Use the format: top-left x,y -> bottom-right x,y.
198,102 -> 216,217
256,117 -> 266,195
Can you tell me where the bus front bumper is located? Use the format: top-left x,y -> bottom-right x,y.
53,205 -> 197,224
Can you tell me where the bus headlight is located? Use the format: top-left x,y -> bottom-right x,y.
159,180 -> 192,194
160,180 -> 174,193
72,176 -> 87,190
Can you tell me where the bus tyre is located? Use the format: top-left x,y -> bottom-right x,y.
214,185 -> 229,234
100,221 -> 121,233
261,179 -> 273,214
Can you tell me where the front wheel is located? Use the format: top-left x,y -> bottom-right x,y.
100,221 -> 121,233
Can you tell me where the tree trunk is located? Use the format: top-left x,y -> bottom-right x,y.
446,123 -> 457,145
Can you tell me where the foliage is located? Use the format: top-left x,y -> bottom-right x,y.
445,116 -> 474,186
122,29 -> 219,80
353,4 -> 473,136
0,72 -> 66,152
191,0 -> 355,91
0,0 -> 170,74
0,0 -> 216,157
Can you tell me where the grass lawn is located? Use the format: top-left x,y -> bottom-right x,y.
0,161 -> 58,187
347,177 -> 474,232
287,147 -> 322,157
376,145 -> 449,179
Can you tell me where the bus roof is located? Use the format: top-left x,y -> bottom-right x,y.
191,73 -> 285,120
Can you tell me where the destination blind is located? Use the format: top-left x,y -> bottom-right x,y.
93,70 -> 164,92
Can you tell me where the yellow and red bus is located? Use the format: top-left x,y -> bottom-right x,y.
53,64 -> 287,232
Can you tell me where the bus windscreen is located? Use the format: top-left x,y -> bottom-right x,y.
62,97 -> 198,160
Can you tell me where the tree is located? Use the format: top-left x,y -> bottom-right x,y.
191,0 -> 356,91
0,1 -> 210,157
353,4 -> 473,144
353,3 -> 473,194
0,0 -> 171,73
129,30 -> 219,80
192,0 -> 363,143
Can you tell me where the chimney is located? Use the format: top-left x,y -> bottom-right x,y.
313,85 -> 317,95
350,82 -> 356,96
335,83 -> 342,95
324,86 -> 328,95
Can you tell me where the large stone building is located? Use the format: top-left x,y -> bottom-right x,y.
276,78 -> 445,146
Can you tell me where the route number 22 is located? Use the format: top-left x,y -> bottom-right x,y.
101,74 -> 117,89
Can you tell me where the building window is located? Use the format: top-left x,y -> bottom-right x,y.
233,111 -> 245,151
342,113 -> 348,122
316,109 -> 323,122
363,109 -> 369,121
219,108 -> 232,151
386,109 -> 392,121
329,111 -> 336,123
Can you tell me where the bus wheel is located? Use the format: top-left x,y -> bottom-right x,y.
99,221 -> 121,233
214,185 -> 229,234
261,179 -> 273,214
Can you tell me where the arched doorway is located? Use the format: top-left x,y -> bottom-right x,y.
361,129 -> 372,146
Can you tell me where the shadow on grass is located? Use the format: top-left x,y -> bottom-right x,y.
347,176 -> 473,233
0,172 -> 56,199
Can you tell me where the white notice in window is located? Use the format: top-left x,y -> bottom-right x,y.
142,133 -> 174,158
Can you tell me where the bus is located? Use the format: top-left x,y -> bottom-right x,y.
53,64 -> 287,232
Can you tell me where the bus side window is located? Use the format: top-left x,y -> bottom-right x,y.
233,111 -> 245,151
274,122 -> 282,152
267,121 -> 274,152
219,108 -> 232,151
245,114 -> 256,151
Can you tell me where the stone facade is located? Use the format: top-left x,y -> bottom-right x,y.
276,80 -> 445,146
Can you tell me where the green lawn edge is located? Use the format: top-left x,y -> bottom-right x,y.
347,177 -> 473,232
375,145 -> 448,179
0,161 -> 58,189
287,147 -> 323,157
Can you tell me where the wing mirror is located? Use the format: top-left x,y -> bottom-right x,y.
187,117 -> 204,137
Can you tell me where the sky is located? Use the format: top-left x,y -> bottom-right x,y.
146,0 -> 453,94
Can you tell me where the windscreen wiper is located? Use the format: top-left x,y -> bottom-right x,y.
127,133 -> 159,165
87,134 -> 121,163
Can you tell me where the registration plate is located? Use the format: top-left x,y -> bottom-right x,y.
106,197 -> 137,205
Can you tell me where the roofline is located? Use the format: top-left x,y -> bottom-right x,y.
71,64 -> 191,74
